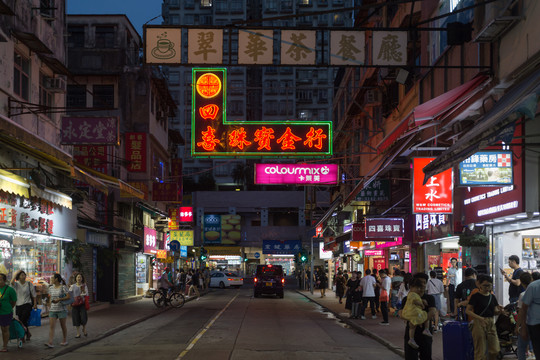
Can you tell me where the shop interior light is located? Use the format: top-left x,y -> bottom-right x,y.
493,219 -> 505,223
510,223 -> 519,226
475,224 -> 485,227
0,229 -> 14,236
534,212 -> 540,216
484,221 -> 494,225
504,217 -> 515,221
516,214 -> 528,218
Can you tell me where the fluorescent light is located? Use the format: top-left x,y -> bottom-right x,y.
0,173 -> 29,187
510,223 -> 519,226
534,212 -> 539,216
493,219 -> 504,223
520,221 -> 530,225
484,221 -> 494,225
270,254 -> 294,257
516,214 -> 528,218
504,217 -> 515,221
475,224 -> 485,227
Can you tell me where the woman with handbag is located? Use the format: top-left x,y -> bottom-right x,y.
69,274 -> 88,338
44,273 -> 70,348
11,270 -> 37,341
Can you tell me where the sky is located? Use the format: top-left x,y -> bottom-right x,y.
67,0 -> 163,36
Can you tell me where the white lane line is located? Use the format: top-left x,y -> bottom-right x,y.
176,294 -> 239,359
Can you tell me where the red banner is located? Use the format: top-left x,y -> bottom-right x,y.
413,157 -> 453,214
125,133 -> 147,172
152,182 -> 179,202
74,145 -> 108,173
352,223 -> 363,241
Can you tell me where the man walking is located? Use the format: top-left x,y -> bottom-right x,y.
188,270 -> 200,300
518,276 -> 540,357
359,269 -> 377,320
455,267 -> 477,321
427,270 -> 445,330
500,255 -> 524,303
379,269 -> 392,325
446,258 -> 459,316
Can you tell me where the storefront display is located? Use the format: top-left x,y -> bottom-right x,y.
11,236 -> 58,282
136,254 -> 147,283
522,236 -> 540,271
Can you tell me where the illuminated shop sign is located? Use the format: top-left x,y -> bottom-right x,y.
262,240 -> 302,254
170,230 -> 194,246
459,151 -> 513,186
365,249 -> 384,256
192,68 -> 332,158
415,214 -> 447,231
375,238 -> 403,249
143,226 -> 157,255
462,185 -> 522,221
413,158 -> 453,214
365,218 -> 404,238
355,179 -> 390,202
254,164 -> 338,185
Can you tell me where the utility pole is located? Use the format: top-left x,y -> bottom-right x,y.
310,236 -> 314,295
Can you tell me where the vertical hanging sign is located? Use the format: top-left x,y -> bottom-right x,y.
413,157 -> 453,214
125,133 -> 147,172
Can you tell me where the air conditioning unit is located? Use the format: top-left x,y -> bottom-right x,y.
45,78 -> 66,93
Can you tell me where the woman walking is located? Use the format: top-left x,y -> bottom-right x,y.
11,270 -> 37,341
335,271 -> 346,304
69,273 -> 88,338
45,273 -> 70,348
0,273 -> 17,352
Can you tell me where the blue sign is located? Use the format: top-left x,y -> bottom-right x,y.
203,215 -> 222,244
459,151 -> 513,186
254,252 -> 260,259
262,240 -> 302,255
169,240 -> 180,251
180,245 -> 187,258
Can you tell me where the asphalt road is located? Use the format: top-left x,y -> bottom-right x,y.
54,288 -> 403,360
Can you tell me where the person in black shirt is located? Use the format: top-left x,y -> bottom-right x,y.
400,273 -> 436,360
455,267 -> 477,321
499,254 -> 524,303
466,274 -> 504,360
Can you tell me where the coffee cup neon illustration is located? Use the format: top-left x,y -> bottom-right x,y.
157,39 -> 174,53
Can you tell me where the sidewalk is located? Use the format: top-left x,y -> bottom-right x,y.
2,292 -> 207,360
296,290 -> 443,360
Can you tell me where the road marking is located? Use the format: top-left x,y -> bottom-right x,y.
176,294 -> 239,359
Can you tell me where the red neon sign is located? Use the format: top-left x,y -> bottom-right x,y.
191,68 -> 332,158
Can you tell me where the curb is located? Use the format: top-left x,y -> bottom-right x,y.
45,291 -> 209,359
295,290 -> 405,359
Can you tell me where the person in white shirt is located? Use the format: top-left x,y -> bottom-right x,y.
11,270 -> 37,341
427,270 -> 445,330
359,269 -> 378,320
379,270 -> 392,325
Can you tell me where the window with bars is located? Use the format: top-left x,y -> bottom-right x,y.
92,85 -> 114,108
68,25 -> 85,48
95,26 -> 115,48
13,52 -> 30,100
67,85 -> 87,108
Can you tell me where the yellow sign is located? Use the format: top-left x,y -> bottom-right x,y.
156,250 -> 167,259
170,230 -> 194,246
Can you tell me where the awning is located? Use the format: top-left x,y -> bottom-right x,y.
0,169 -> 30,198
423,68 -> 540,182
378,75 -> 490,153
75,163 -> 145,200
37,54 -> 70,76
30,184 -> 72,209
73,166 -> 109,194
11,30 -> 52,54
205,246 -> 241,256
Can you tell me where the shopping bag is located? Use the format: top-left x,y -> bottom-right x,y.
28,308 -> 42,327
84,295 -> 90,310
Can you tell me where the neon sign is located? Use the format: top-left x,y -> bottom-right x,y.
191,68 -> 332,158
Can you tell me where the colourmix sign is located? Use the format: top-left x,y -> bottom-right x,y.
254,164 -> 338,185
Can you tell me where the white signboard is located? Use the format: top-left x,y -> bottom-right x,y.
372,31 -> 407,66
188,29 -> 223,64
330,31 -> 365,65
145,28 -> 181,64
280,30 -> 316,65
238,29 -> 273,64
319,242 -> 333,260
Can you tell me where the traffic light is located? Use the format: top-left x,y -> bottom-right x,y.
300,250 -> 308,263
199,247 -> 208,261
243,257 -> 248,262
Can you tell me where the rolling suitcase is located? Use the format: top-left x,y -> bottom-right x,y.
442,321 -> 474,360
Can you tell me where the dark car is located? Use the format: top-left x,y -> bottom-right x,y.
253,264 -> 284,298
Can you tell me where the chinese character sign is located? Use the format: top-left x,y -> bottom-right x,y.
365,218 -> 404,238
170,230 -> 194,246
192,68 -> 332,157
254,164 -> 338,185
188,29 -> 223,64
61,117 -> 118,145
413,158 -> 453,214
125,133 -> 147,172
262,240 -> 302,254
238,29 -> 273,64
330,31 -> 365,65
459,151 -> 513,186
73,145 -> 108,174
143,226 -> 157,255
352,223 -> 364,241
280,30 -> 316,65
145,28 -> 181,64
355,179 -> 390,202
152,182 -> 179,202
372,31 -> 407,66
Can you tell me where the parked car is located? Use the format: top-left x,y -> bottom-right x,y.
253,264 -> 284,298
209,272 -> 243,288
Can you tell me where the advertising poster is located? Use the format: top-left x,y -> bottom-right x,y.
203,215 -> 221,244
413,157 -> 453,214
459,151 -> 513,186
221,214 -> 241,245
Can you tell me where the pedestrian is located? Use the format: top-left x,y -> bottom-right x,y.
379,269 -> 391,326
343,270 -> 349,281
335,271 -> 346,304
318,270 -> 328,298
188,270 -> 200,300
345,271 -> 359,315
516,272 -> 533,360
185,270 -> 192,296
69,273 -> 88,338
500,255 -> 524,303
359,269 -> 377,320
400,272 -> 436,360
177,269 -> 186,292
0,273 -> 17,352
455,267 -> 478,321
446,257 -> 460,316
532,271 -> 540,281
426,270 -> 444,331
391,269 -> 404,311
466,274 -> 504,360
203,268 -> 210,291
372,268 -> 381,313
397,273 -> 413,313
11,270 -> 37,341
402,277 -> 433,349
518,272 -> 540,358
45,273 -> 70,348
159,267 -> 173,293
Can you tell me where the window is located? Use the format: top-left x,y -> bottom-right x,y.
170,15 -> 180,25
333,13 -> 344,25
264,100 -> 278,115
184,14 -> 194,24
230,0 -> 242,12
40,0 -> 54,21
298,109 -> 312,120
215,0 -> 228,12
68,25 -> 85,47
95,26 -> 115,48
265,0 -> 278,12
39,74 -> 53,118
92,85 -> 114,108
185,0 -> 194,8
214,161 -> 229,176
318,109 -> 327,121
13,52 -> 30,100
229,100 -> 244,115
200,0 -> 213,7
230,80 -> 244,95
67,85 -> 87,108
317,89 -> 328,103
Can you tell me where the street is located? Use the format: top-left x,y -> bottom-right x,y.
51,287 -> 401,360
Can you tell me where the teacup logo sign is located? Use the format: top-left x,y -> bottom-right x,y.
152,32 -> 176,59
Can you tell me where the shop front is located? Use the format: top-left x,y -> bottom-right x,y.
205,246 -> 242,273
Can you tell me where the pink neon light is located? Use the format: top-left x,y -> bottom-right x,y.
254,164 -> 338,185
375,237 -> 403,249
